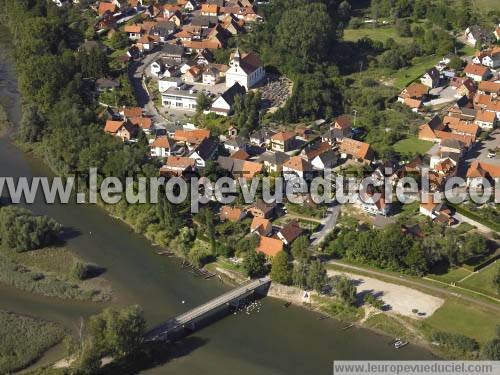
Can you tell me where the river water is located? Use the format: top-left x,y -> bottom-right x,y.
0,33 -> 435,374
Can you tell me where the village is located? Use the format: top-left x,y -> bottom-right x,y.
66,0 -> 497,263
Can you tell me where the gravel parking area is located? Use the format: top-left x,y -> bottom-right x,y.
328,270 -> 444,319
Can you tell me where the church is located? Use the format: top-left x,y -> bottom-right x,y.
225,49 -> 265,90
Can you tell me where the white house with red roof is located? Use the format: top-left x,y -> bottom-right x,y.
225,48 -> 265,90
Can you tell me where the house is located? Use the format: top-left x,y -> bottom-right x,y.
481,48 -> 500,69
224,136 -> 247,153
104,120 -> 138,141
248,200 -> 276,219
150,136 -> 180,158
465,25 -> 492,46
250,217 -> 272,236
360,195 -> 390,216
271,131 -> 295,152
161,156 -> 196,176
158,77 -> 182,92
418,115 -> 445,142
95,78 -> 120,92
98,1 -> 117,16
120,107 -> 143,119
231,160 -> 263,180
443,116 -> 479,137
456,78 -> 476,98
124,24 -> 143,40
473,94 -> 500,120
256,151 -> 290,173
398,83 -> 429,102
311,150 -> 337,170
129,116 -> 152,133
209,82 -> 246,116
474,109 -> 497,129
161,87 -> 198,110
419,197 -> 454,225
137,35 -> 159,52
420,67 -> 440,88
220,206 -> 246,222
161,43 -> 185,61
338,138 -> 373,164
230,149 -> 249,160
256,236 -> 283,258
466,160 -> 500,185
201,3 -> 218,16
182,0 -> 196,12
324,115 -> 353,142
282,156 -> 313,181
174,128 -> 210,145
464,63 -> 491,82
225,48 -> 265,90
184,66 -> 204,83
478,81 -> 500,98
277,221 -> 303,246
202,66 -> 222,85
250,129 -> 276,147
188,138 -> 218,168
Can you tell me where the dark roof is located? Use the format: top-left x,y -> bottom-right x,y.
162,43 -> 185,57
316,149 -> 337,164
441,138 -> 464,150
257,151 -> 290,165
217,156 -> 235,171
194,138 -> 217,160
219,82 -> 246,107
252,199 -> 276,214
191,15 -> 218,27
208,0 -> 224,6
279,221 -> 303,244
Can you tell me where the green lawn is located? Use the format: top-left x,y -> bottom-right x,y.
472,0 -> 500,11
393,137 -> 433,155
420,300 -> 500,343
343,27 -> 413,44
393,55 -> 442,89
459,263 -> 500,298
428,267 -> 472,284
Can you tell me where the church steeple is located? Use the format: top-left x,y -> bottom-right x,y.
231,47 -> 241,67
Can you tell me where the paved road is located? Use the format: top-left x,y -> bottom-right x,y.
328,261 -> 500,313
311,202 -> 341,247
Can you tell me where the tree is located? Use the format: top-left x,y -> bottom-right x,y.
196,93 -> 212,113
243,250 -> 267,278
481,338 -> 500,360
86,305 -> 145,359
331,275 -> 357,306
494,265 -> 500,294
110,31 -> 129,50
276,3 -> 334,64
306,259 -> 327,292
459,233 -> 488,263
395,18 -> 412,37
0,206 -> 62,251
363,294 -> 385,309
448,56 -> 465,71
404,242 -> 428,275
270,251 -> 292,285
17,104 -> 46,143
292,261 -> 308,288
291,236 -> 310,262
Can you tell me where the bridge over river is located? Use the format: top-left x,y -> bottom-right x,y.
145,277 -> 272,342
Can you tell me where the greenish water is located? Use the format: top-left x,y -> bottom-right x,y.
0,34 -> 436,374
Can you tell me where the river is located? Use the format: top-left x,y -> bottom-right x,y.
0,32 -> 435,374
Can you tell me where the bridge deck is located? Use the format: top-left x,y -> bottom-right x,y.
146,277 -> 271,341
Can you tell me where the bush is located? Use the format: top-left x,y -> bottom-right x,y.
72,261 -> 100,280
431,331 -> 479,354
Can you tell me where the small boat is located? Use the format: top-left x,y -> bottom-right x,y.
394,340 -> 409,349
342,323 -> 354,330
283,302 -> 291,308
318,315 -> 329,321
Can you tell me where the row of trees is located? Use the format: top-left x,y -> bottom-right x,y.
324,220 -> 490,276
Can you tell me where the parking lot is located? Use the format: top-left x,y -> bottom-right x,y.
472,129 -> 500,166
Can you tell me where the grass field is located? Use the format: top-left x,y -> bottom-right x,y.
459,263 -> 499,297
343,26 -> 413,44
420,300 -> 500,343
428,267 -> 472,284
393,137 -> 433,155
472,0 -> 500,11
0,310 -> 65,374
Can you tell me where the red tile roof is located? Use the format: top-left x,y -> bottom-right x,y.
256,236 -> 283,257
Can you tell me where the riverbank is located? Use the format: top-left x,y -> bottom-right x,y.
0,310 -> 65,374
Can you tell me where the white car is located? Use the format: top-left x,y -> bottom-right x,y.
488,151 -> 496,158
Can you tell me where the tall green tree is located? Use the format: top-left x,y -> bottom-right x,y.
271,251 -> 292,285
